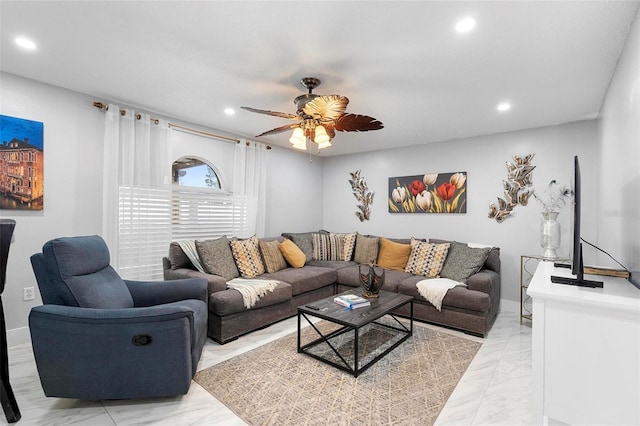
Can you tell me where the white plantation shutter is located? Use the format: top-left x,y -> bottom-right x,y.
118,186 -> 171,280
171,187 -> 248,241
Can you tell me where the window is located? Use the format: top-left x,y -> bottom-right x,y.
172,157 -> 220,189
170,157 -> 248,242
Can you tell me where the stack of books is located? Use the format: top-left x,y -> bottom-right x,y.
334,294 -> 370,309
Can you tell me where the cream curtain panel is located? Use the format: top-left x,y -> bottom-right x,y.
102,105 -> 171,279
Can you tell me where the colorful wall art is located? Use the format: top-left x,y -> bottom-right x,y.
388,172 -> 466,214
0,115 -> 44,210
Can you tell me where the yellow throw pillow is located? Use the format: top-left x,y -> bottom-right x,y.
376,238 -> 411,271
279,239 -> 306,268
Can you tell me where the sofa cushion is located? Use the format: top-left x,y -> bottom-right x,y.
229,236 -> 265,279
353,233 -> 379,264
439,242 -> 492,282
196,236 -> 240,281
209,282 -> 292,316
404,239 -> 450,278
281,232 -> 314,262
331,232 -> 357,261
259,239 -> 287,273
397,276 -> 491,312
376,238 -> 411,271
312,232 -> 343,261
336,264 -> 410,293
261,266 -> 337,296
306,260 -> 357,270
279,239 -> 306,268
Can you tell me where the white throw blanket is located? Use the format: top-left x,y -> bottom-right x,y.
227,278 -> 279,309
416,278 -> 466,311
176,240 -> 207,273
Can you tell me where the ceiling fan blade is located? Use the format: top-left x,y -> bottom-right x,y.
302,95 -> 349,121
255,123 -> 300,138
241,106 -> 299,120
334,114 -> 384,132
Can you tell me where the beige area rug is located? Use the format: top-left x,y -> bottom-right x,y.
194,319 -> 481,426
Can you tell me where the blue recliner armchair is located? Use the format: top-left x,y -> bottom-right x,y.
29,235 -> 208,400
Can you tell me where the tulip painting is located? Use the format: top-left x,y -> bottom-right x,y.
388,172 -> 467,213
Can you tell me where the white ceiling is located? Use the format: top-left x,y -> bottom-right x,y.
1,1 -> 638,157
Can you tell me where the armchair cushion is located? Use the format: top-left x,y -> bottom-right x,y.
38,235 -> 133,309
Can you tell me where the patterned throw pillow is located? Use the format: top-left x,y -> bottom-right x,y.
279,239 -> 306,268
229,235 -> 266,278
195,236 -> 240,281
259,239 -> 287,273
331,232 -> 357,261
353,234 -> 380,264
439,241 -> 492,282
404,239 -> 451,278
312,232 -> 343,261
376,238 -> 412,271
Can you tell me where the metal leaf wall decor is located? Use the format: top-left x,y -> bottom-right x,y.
488,154 -> 535,223
349,170 -> 373,221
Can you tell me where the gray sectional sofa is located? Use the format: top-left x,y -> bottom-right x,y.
163,232 -> 500,344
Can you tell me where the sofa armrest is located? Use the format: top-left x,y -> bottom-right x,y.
164,267 -> 227,295
466,269 -> 501,316
125,278 -> 207,307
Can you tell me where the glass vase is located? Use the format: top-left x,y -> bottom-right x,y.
540,211 -> 561,259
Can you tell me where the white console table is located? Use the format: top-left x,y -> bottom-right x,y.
527,261 -> 640,425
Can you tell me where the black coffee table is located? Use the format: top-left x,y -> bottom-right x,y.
297,289 -> 413,377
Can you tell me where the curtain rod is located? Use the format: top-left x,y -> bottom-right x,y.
93,102 -> 271,149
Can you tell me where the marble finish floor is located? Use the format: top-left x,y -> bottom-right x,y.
2,311 -> 531,425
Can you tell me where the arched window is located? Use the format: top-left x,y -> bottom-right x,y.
172,157 -> 221,189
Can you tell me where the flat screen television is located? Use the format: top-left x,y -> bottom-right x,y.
551,156 -> 603,288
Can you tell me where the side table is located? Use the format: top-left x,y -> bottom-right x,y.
520,255 -> 568,324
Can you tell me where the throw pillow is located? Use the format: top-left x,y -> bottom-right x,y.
281,232 -> 313,262
439,241 -> 492,282
353,233 -> 380,264
331,232 -> 357,261
312,232 -> 343,261
259,239 -> 287,273
404,239 -> 451,278
195,236 -> 240,281
279,239 -> 306,268
229,235 -> 266,279
376,238 -> 412,271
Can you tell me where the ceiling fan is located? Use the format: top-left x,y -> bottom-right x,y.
241,77 -> 384,151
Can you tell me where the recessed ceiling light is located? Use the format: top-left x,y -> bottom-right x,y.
15,37 -> 37,50
224,108 -> 235,116
497,102 -> 512,112
455,17 -> 476,34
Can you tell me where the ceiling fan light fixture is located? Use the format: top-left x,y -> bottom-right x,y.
314,125 -> 330,145
316,139 -> 332,150
292,140 -> 307,150
289,127 -> 305,145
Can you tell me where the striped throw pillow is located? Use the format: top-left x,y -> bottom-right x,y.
259,239 -> 287,273
312,232 -> 343,261
331,232 -> 357,261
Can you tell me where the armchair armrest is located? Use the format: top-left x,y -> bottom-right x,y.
125,277 -> 207,307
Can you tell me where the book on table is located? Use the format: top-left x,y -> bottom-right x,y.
334,294 -> 370,309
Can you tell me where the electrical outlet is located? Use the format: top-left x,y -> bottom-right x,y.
23,287 -> 35,301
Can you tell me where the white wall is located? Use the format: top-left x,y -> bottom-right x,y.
0,72 -> 324,342
598,7 -> 640,283
322,120 -> 599,303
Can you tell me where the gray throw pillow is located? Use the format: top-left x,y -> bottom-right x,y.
281,232 -> 313,263
353,233 -> 380,264
195,236 -> 240,281
439,241 -> 492,282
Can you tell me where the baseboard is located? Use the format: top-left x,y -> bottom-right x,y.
500,299 -> 519,314
7,326 -> 30,347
